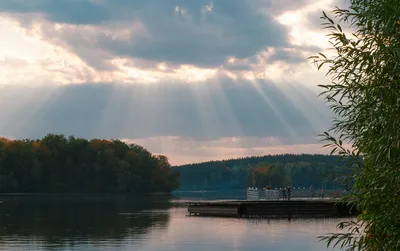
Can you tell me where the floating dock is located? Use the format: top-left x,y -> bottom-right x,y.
187,199 -> 357,218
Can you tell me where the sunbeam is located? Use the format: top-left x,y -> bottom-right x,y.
95,83 -> 131,139
280,81 -> 331,132
268,81 -> 321,140
0,85 -> 59,138
190,81 -> 224,141
0,0 -> 340,165
212,78 -> 246,149
248,79 -> 299,141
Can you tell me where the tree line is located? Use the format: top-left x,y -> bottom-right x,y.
0,134 -> 179,193
173,154 -> 352,190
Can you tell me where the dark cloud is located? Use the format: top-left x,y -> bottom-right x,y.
222,45 -> 319,71
0,0 -> 109,24
100,0 -> 288,66
0,80 -> 331,143
267,49 -> 305,64
271,45 -> 322,64
0,0 -> 315,24
0,0 -> 315,68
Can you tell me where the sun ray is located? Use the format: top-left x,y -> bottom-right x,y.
0,84 -> 60,138
279,81 -> 330,133
209,78 -> 246,150
95,83 -> 127,139
247,79 -> 299,141
190,82 -> 223,142
119,83 -> 161,145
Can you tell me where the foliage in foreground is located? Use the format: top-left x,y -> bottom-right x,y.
0,134 -> 179,193
311,0 -> 400,250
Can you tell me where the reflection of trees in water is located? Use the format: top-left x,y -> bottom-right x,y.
0,196 -> 172,247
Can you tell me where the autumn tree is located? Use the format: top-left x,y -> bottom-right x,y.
0,134 -> 179,194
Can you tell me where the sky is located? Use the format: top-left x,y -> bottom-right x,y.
0,0 -> 347,165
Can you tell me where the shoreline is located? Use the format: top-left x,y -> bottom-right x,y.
0,192 -> 175,200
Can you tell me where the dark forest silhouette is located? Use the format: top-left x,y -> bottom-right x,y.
0,134 -> 179,193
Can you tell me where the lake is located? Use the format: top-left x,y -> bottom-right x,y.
0,195 -> 348,251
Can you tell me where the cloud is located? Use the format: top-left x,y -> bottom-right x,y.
0,0 -> 336,164
0,0 -> 320,70
267,48 -> 307,64
98,0 -> 288,67
0,0 -> 109,24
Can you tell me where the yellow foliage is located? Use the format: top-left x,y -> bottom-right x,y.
32,142 -> 41,152
254,166 -> 271,174
90,139 -> 112,149
0,137 -> 9,145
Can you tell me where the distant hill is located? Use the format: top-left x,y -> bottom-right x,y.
172,154 -> 352,191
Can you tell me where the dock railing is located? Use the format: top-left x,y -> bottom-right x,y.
246,188 -> 279,200
264,190 -> 279,200
246,188 -> 260,200
247,187 -> 343,200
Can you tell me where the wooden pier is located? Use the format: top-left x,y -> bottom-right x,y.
187,199 -> 357,218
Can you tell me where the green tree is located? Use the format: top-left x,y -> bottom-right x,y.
310,0 -> 400,249
174,154 -> 347,190
0,134 -> 179,194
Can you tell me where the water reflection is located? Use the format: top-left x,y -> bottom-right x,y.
0,196 -> 349,251
0,196 -> 172,248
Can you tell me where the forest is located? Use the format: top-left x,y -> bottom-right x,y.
173,154 -> 353,190
0,134 -> 353,193
0,134 -> 179,193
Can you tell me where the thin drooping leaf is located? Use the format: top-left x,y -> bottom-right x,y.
311,0 -> 400,250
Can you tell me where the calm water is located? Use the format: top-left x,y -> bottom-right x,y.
0,196 -> 347,251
